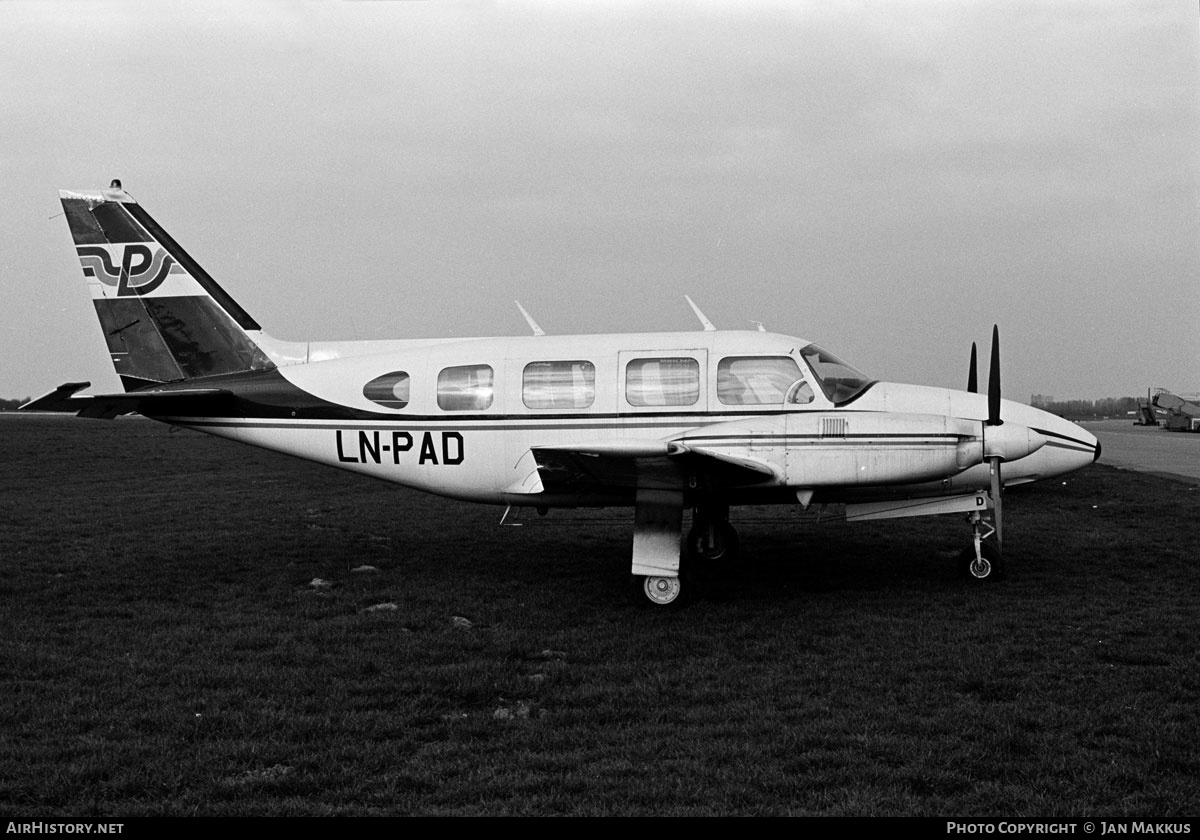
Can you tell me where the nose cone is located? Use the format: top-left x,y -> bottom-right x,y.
1010,404 -> 1099,479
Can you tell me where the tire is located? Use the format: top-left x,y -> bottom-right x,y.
959,542 -> 1005,581
637,574 -> 690,607
687,521 -> 739,563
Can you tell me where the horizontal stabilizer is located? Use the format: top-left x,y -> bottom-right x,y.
21,381 -> 232,420
20,381 -> 94,412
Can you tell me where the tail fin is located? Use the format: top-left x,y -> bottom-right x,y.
60,181 -> 276,391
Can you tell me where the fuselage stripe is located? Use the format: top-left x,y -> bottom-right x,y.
163,415 -> 965,449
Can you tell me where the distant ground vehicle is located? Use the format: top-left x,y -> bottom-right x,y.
1152,390 -> 1200,432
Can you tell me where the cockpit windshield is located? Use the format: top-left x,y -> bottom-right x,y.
799,344 -> 875,405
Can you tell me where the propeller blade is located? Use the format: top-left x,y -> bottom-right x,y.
967,342 -> 978,394
987,324 -> 1002,426
989,456 -> 1003,551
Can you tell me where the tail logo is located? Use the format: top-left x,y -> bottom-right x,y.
77,244 -> 181,296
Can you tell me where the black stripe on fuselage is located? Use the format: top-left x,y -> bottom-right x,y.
1031,426 -> 1098,453
150,418 -> 966,451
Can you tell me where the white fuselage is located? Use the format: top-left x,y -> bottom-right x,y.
160,330 -> 1098,508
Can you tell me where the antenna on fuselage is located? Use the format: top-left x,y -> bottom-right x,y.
514,301 -> 546,336
684,295 -> 717,331
750,320 -> 767,332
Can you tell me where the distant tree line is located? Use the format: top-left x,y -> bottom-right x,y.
0,394 -> 1142,417
1032,396 -> 1138,419
2,396 -> 1142,417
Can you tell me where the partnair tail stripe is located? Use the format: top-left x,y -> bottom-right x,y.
77,244 -> 185,297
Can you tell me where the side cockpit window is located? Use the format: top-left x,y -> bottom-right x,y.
437,364 -> 494,411
363,371 -> 410,409
717,356 -> 808,405
799,344 -> 874,405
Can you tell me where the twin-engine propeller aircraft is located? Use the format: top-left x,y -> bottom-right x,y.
26,181 -> 1100,605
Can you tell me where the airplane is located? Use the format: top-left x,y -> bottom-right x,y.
25,180 -> 1101,606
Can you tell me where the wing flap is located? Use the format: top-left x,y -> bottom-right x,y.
682,445 -> 781,481
527,445 -> 680,494
516,438 -> 780,496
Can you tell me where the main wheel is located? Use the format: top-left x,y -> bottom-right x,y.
687,520 -> 739,563
642,575 -> 684,606
686,521 -> 740,601
959,542 -> 1005,581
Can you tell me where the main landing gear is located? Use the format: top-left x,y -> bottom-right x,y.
959,509 -> 1004,581
632,494 -> 740,607
687,514 -> 739,564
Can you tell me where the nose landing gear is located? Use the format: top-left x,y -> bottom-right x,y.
960,510 -> 1004,580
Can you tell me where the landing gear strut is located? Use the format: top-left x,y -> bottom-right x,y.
960,510 -> 1004,581
687,512 -> 739,563
683,504 -> 739,600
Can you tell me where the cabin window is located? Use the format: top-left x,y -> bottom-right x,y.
717,356 -> 808,405
437,364 -> 494,411
626,357 -> 699,407
523,360 -> 596,409
363,371 -> 411,409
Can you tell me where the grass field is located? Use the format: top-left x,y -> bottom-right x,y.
1,414 -> 1197,817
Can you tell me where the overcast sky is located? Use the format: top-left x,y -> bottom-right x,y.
3,0 -> 1196,402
